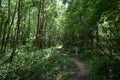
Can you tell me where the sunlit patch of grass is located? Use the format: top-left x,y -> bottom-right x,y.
56,45 -> 63,49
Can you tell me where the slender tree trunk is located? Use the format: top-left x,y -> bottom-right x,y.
1,0 -> 11,54
2,0 -> 11,53
35,0 -> 45,49
35,0 -> 41,48
27,8 -> 31,38
96,25 -> 99,44
9,0 -> 21,63
0,0 -> 1,7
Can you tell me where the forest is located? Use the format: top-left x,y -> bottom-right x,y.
0,0 -> 120,80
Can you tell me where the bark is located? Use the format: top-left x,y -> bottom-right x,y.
9,0 -> 21,63
96,25 -> 99,43
35,0 -> 45,49
0,0 -> 1,7
1,0 -> 11,54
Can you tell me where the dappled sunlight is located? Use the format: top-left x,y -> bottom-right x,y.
0,0 -> 120,80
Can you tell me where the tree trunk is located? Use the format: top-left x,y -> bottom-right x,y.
0,0 -> 1,7
1,0 -> 11,54
35,0 -> 45,49
9,0 -> 21,63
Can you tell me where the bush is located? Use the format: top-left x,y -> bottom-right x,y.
0,46 -> 76,80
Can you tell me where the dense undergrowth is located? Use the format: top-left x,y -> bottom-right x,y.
0,45 -> 77,80
63,47 -> 120,80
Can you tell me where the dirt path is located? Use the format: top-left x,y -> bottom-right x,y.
55,47 -> 89,80
62,54 -> 89,80
67,57 -> 89,80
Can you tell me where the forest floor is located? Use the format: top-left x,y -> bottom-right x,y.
60,53 -> 89,80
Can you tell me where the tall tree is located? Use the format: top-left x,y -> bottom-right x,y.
9,0 -> 21,63
0,0 -> 1,7
1,0 -> 11,54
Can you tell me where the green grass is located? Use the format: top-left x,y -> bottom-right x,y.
0,46 -> 77,80
56,71 -> 74,80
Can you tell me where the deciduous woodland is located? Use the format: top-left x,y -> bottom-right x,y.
0,0 -> 120,80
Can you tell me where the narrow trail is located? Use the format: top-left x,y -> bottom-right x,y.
55,47 -> 89,80
67,57 -> 89,80
61,54 -> 89,80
